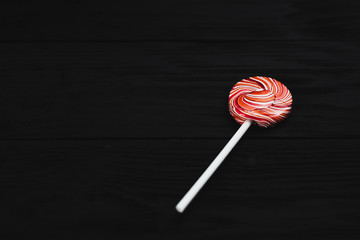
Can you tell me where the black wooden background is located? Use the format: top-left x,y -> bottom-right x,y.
1,1 -> 360,239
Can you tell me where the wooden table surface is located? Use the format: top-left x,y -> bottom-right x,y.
1,1 -> 360,239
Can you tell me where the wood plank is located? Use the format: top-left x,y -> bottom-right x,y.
1,1 -> 360,41
1,139 -> 359,238
1,41 -> 359,139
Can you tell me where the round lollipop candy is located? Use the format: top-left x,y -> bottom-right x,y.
176,76 -> 293,213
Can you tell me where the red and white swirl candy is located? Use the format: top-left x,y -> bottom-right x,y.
229,76 -> 293,127
176,76 -> 293,213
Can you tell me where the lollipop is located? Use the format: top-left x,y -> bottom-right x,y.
176,76 -> 293,213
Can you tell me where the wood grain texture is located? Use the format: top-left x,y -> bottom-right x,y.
1,139 -> 359,239
1,0 -> 360,239
1,41 -> 359,139
1,0 -> 360,41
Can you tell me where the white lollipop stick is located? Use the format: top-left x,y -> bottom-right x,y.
176,119 -> 252,213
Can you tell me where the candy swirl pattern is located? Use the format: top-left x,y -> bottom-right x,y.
229,76 -> 293,127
